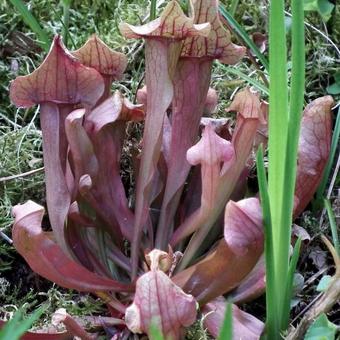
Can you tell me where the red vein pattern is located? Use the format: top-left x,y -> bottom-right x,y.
10,36 -> 104,108
125,270 -> 196,340
294,96 -> 334,217
203,297 -> 264,340
119,1 -> 210,39
72,35 -> 127,79
224,198 -> 263,256
182,0 -> 245,63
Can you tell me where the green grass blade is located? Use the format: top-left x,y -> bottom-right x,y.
50,5 -> 77,49
256,146 -> 278,338
277,0 -> 305,327
316,106 -> 340,200
222,66 -> 269,95
281,237 -> 302,329
0,307 -> 44,340
9,0 -> 50,51
149,323 -> 165,340
324,199 -> 340,256
229,0 -> 239,17
218,303 -> 233,340
61,0 -> 72,46
268,0 -> 289,282
150,0 -> 157,21
219,4 -> 269,71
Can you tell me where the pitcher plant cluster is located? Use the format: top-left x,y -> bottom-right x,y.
8,0 -> 333,339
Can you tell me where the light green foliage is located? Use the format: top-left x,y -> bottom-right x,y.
217,303 -> 233,340
149,323 -> 165,340
304,314 -> 337,340
304,0 -> 335,22
0,307 -> 44,340
316,275 -> 332,292
327,72 -> 340,95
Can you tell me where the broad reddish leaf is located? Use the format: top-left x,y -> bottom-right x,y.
125,250 -> 197,340
203,297 -> 264,340
120,0 -> 210,277
173,198 -> 263,304
224,198 -> 263,256
9,36 -> 105,255
12,201 -> 133,292
227,254 -> 266,304
294,96 -> 333,217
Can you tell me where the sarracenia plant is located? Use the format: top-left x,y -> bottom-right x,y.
8,1 -> 333,339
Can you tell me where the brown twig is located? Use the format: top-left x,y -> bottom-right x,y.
247,52 -> 269,88
0,167 -> 44,183
0,231 -> 13,244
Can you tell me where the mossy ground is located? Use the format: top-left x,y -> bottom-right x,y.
0,0 -> 339,338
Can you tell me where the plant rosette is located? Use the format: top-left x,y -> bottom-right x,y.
5,0 -> 333,339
